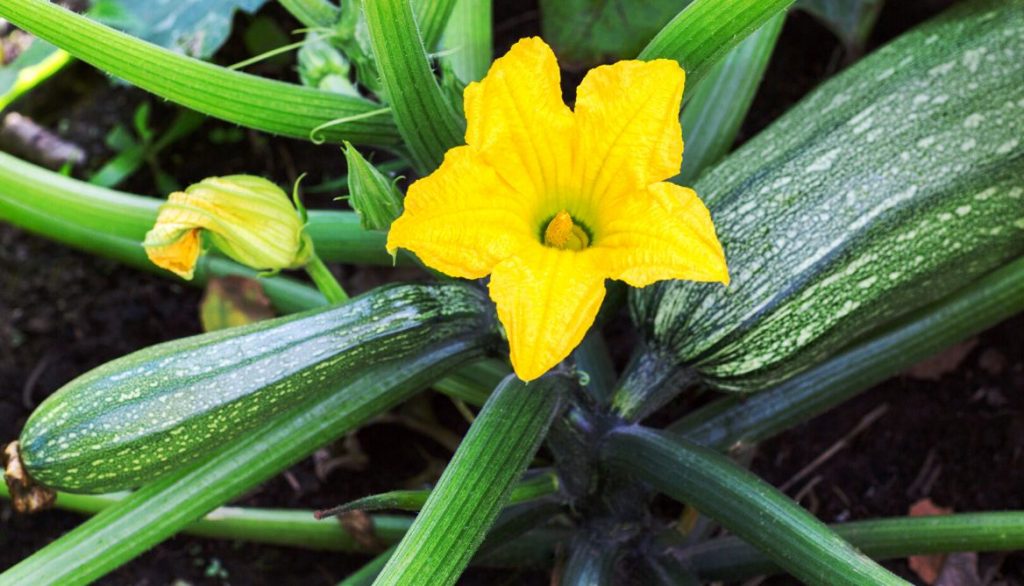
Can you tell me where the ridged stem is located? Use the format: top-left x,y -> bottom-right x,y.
639,0 -> 794,96
0,0 -> 401,146
678,512 -> 1024,582
412,0 -> 460,51
602,426 -> 905,585
374,375 -> 567,586
364,0 -> 465,173
0,481 -> 411,552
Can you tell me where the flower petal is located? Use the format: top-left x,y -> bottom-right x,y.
489,245 -> 607,381
387,146 -> 534,279
594,182 -> 729,287
144,224 -> 202,280
573,59 -> 685,202
464,37 -> 575,200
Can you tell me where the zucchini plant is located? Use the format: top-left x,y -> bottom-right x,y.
0,0 -> 1022,585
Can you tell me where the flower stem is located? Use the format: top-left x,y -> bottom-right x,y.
305,253 -> 349,303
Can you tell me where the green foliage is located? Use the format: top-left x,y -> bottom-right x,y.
540,0 -> 686,67
798,0 -> 884,52
89,104 -> 203,192
89,0 -> 269,59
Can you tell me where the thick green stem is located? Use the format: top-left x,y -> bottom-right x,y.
374,375 -> 567,586
639,0 -> 794,96
412,0 -> 460,51
365,0 -> 465,173
678,512 -> 1024,582
0,482 -> 411,552
602,426 -> 906,586
0,0 -> 400,146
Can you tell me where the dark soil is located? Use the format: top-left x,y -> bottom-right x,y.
3,1 -> 1021,585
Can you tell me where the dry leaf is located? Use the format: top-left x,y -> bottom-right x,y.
908,498 -> 954,584
199,276 -> 275,332
906,339 -> 978,381
3,441 -> 56,513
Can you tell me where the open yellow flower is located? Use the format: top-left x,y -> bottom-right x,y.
387,37 -> 729,381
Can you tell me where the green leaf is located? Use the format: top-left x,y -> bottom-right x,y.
681,512 -> 1024,582
670,256 -> 1024,449
0,0 -> 401,147
639,0 -> 795,96
675,12 -> 785,185
0,37 -> 71,111
440,0 -> 492,83
0,36 -> 57,94
374,375 -> 567,586
364,0 -> 465,173
797,0 -> 884,52
89,0 -> 269,59
279,0 -> 339,30
0,342 -> 484,586
540,0 -> 688,67
602,426 -> 906,585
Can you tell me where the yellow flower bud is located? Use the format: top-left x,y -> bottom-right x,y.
144,175 -> 312,279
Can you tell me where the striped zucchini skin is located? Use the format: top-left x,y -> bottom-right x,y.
19,283 -> 494,493
630,0 -> 1024,393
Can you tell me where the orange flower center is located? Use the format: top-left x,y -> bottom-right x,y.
543,210 -> 590,251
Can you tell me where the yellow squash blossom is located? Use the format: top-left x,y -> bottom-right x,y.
144,175 -> 312,279
388,38 -> 729,381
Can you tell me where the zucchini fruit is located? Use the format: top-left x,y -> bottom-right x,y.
622,0 -> 1024,399
18,283 -> 493,493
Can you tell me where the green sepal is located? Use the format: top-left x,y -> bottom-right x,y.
344,141 -> 405,231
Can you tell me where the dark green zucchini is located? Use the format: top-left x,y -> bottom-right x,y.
19,283 -> 493,493
620,0 -> 1024,405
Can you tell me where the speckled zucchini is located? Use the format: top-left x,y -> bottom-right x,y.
19,283 -> 493,493
625,0 -> 1024,396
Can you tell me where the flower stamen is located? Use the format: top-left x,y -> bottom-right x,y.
543,210 -> 590,251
